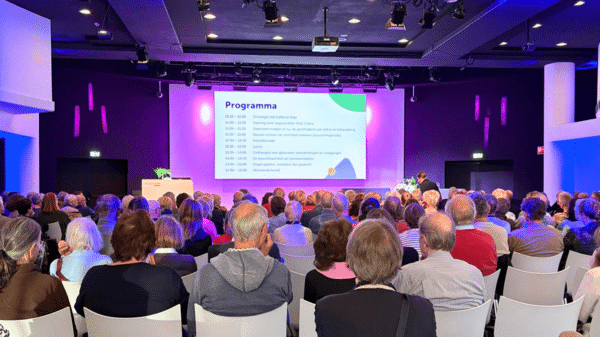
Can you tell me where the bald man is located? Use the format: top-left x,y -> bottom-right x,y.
392,212 -> 485,311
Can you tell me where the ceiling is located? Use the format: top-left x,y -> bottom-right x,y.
7,0 -> 599,70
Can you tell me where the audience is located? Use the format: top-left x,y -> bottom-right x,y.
308,192 -> 338,235
150,216 -> 197,277
51,217 -> 112,282
37,192 -> 71,239
187,202 -> 293,335
422,190 -> 441,214
178,198 -> 212,257
75,193 -> 94,218
315,219 -> 436,337
302,191 -> 324,228
383,195 -> 409,233
393,212 -> 485,311
485,194 -> 512,233
95,194 -> 121,257
470,192 -> 510,258
344,189 -> 357,204
358,197 -> 380,222
304,219 -> 356,304
332,192 -> 352,223
417,171 -> 440,194
0,217 -> 71,320
267,196 -> 287,233
366,209 -> 419,266
5,194 -> 34,219
198,197 -> 219,241
264,187 -> 285,217
75,211 -> 189,321
0,198 -> 8,231
209,195 -> 225,235
515,191 -> 557,229
445,194 -> 497,276
348,193 -> 364,222
273,201 -> 313,246
564,199 -> 600,256
399,203 -> 426,258
120,195 -> 134,214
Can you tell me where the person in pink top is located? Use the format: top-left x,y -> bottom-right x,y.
198,197 -> 219,241
304,218 -> 356,303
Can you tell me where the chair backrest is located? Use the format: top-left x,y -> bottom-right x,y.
482,269 -> 500,324
299,299 -> 317,337
511,251 -> 563,273
289,271 -> 306,329
494,296 -> 583,337
503,266 -> 569,305
434,299 -> 492,337
587,299 -> 600,337
281,254 -> 315,275
61,281 -> 87,337
84,304 -> 182,337
565,250 -> 593,294
47,222 -> 61,242
195,253 -> 208,270
276,243 -> 315,256
0,306 -> 74,337
194,302 -> 287,337
181,271 -> 198,293
572,266 -> 589,297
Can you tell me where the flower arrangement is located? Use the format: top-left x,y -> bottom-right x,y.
154,168 -> 171,180
392,177 -> 418,193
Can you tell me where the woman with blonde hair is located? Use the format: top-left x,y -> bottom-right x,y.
178,198 -> 212,257
150,216 -> 197,276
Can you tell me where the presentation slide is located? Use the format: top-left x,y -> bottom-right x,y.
214,91 -> 366,179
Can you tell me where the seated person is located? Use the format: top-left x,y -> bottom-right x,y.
382,196 -> 409,233
574,245 -> 600,336
399,203 -> 426,258
178,199 -> 212,257
304,219 -> 356,304
187,203 -> 293,334
0,218 -> 71,320
75,211 -> 189,321
564,198 -> 600,256
60,194 -> 83,221
198,197 -> 219,241
267,196 -> 287,234
150,216 -> 197,277
366,209 -> 419,266
51,217 -> 112,282
36,192 -> 71,239
315,220 -> 436,337
158,196 -> 175,216
273,201 -> 313,246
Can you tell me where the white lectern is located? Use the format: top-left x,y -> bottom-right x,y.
141,179 -> 193,201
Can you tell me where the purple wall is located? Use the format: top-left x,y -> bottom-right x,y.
404,74 -> 544,200
40,63 -> 169,194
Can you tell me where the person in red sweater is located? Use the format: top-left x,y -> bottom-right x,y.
445,194 -> 497,276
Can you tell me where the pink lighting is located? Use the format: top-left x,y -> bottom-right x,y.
200,104 -> 211,125
101,106 -> 108,134
501,96 -> 507,125
74,106 -> 80,138
484,117 -> 489,149
88,83 -> 94,111
475,95 -> 480,121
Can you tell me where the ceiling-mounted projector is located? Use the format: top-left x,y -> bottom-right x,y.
312,7 -> 339,53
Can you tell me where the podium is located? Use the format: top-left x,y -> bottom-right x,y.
141,179 -> 193,201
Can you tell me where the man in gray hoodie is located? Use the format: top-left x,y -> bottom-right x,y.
187,202 -> 293,335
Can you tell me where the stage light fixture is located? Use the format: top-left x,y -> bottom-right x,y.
420,7 -> 436,29
331,69 -> 339,86
204,13 -> 216,19
252,68 -> 261,83
364,67 -> 374,78
234,64 -> 243,75
79,8 -> 91,15
499,41 -> 508,46
385,3 -> 406,30
452,1 -> 465,20
263,1 -> 283,27
197,0 -> 210,12
556,42 -> 567,47
136,45 -> 149,64
385,73 -> 395,91
98,29 -> 109,35
183,66 -> 196,87
429,67 -> 441,82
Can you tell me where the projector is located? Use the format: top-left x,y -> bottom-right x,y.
312,36 -> 339,53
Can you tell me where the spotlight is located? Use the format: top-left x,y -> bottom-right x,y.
197,0 -> 210,12
385,3 -> 406,30
263,1 -> 282,27
136,45 -> 149,64
364,67 -> 374,78
429,67 -> 441,83
252,68 -> 261,83
385,73 -> 395,91
153,61 -> 167,77
234,64 -> 243,75
420,7 -> 436,29
182,66 -> 196,87
452,2 -> 465,20
331,69 -> 339,86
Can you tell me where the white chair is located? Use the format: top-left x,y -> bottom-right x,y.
47,222 -> 62,241
503,266 -> 569,305
195,253 -> 208,270
587,300 -> 600,337
494,296 -> 583,337
299,299 -> 317,337
434,299 -> 492,337
289,271 -> 306,329
181,271 -> 198,293
0,306 -> 74,337
276,243 -> 315,256
84,304 -> 182,337
62,281 -> 87,336
511,251 -> 563,273
572,266 -> 589,297
281,254 -> 315,275
482,269 -> 500,324
565,250 -> 593,295
194,302 -> 287,337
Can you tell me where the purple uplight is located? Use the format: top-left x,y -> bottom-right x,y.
501,96 -> 507,126
74,106 -> 80,138
484,117 -> 489,149
88,83 -> 94,111
475,95 -> 480,121
101,106 -> 108,134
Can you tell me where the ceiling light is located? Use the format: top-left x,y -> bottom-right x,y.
98,29 -> 109,35
203,13 -> 216,19
331,69 -> 339,86
273,35 -> 283,40
386,3 -> 406,30
420,7 -> 436,29
532,23 -> 542,28
574,1 -> 585,5
349,18 -> 361,24
398,38 -> 409,43
136,45 -> 149,64
234,64 -> 243,75
207,33 -> 218,39
79,9 -> 91,15
252,68 -> 261,84
197,0 -> 210,11
499,41 -> 508,46
556,42 -> 568,47
280,16 -> 289,22
364,67 -> 374,78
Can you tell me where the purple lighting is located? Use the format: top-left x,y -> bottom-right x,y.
484,117 -> 489,149
475,95 -> 480,121
74,106 -> 80,138
88,83 -> 94,111
501,96 -> 507,126
101,106 -> 108,134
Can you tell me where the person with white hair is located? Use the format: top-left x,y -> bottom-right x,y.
273,201 -> 313,246
60,194 -> 82,220
50,217 -> 112,281
422,190 -> 440,214
75,193 -> 94,218
120,195 -> 134,214
187,202 -> 293,334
